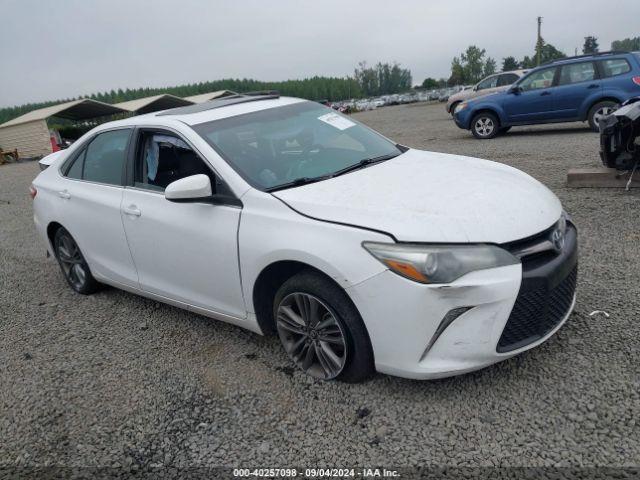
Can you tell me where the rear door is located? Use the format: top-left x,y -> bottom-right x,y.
552,61 -> 600,120
57,128 -> 139,287
502,66 -> 557,123
120,128 -> 246,318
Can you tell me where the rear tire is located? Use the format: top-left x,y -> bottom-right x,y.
53,227 -> 100,294
588,100 -> 618,132
273,271 -> 374,383
471,112 -> 500,139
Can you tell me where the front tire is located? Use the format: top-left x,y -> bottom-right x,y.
53,227 -> 100,294
471,112 -> 499,139
273,271 -> 374,382
588,101 -> 618,132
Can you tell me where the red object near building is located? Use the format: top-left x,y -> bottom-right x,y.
50,136 -> 60,152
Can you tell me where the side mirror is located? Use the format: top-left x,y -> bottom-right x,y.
165,174 -> 213,203
508,85 -> 521,95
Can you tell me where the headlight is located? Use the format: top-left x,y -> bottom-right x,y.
455,103 -> 468,113
362,242 -> 519,284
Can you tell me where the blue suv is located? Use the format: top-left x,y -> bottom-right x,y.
454,51 -> 640,139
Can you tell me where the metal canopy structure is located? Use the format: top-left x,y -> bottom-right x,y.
0,98 -> 127,128
183,90 -> 237,104
0,91 -> 236,159
0,98 -> 129,159
114,94 -> 194,114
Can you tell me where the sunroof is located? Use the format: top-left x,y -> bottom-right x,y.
156,94 -> 280,116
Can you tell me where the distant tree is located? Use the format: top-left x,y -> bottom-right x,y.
583,36 -> 599,54
354,61 -> 412,96
539,42 -> 567,63
448,56 -> 465,85
502,56 -> 519,71
483,57 -> 497,77
448,46 -> 490,85
520,39 -> 566,68
611,37 -> 640,51
354,61 -> 379,96
460,46 -> 487,83
421,77 -> 439,89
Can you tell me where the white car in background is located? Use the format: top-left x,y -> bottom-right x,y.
446,70 -> 528,115
31,94 -> 577,382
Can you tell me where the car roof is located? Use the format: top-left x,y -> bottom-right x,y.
99,95 -> 308,130
541,50 -> 632,67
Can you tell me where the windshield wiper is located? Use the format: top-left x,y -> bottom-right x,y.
266,152 -> 401,193
266,175 -> 331,192
329,152 -> 400,179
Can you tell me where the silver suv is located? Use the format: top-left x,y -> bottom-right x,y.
446,70 -> 528,115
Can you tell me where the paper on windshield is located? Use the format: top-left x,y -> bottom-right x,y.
317,112 -> 356,130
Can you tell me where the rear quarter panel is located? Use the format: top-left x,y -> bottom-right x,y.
599,55 -> 640,108
32,160 -> 67,254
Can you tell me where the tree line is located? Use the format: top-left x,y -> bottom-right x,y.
0,61 -> 416,125
0,76 -> 363,125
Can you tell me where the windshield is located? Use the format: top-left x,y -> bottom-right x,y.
192,101 -> 402,191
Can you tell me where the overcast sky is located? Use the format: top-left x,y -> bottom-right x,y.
0,0 -> 638,108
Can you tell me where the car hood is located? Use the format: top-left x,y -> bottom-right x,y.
272,149 -> 562,243
467,91 -> 503,104
448,90 -> 471,104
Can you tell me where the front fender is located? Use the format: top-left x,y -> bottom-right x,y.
467,101 -> 508,127
237,190 -> 391,314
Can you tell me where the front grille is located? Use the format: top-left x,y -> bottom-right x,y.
497,265 -> 577,353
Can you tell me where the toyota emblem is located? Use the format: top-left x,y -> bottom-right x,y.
551,228 -> 565,253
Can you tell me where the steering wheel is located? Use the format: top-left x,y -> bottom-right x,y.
286,144 -> 326,181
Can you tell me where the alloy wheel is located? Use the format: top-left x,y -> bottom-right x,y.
56,232 -> 87,290
593,106 -> 614,126
276,292 -> 347,380
475,117 -> 495,137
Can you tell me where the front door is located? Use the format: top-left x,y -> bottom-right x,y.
502,66 -> 557,123
120,129 -> 246,318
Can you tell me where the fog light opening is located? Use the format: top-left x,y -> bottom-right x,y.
421,306 -> 473,361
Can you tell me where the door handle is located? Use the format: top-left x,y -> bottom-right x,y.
58,190 -> 71,199
587,84 -> 599,89
540,91 -> 552,96
123,205 -> 141,217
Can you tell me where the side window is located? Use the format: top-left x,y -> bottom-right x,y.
558,62 -> 596,86
600,58 -> 631,77
477,75 -> 498,90
134,131 -> 226,195
81,129 -> 131,185
65,149 -> 85,179
518,67 -> 556,91
497,73 -> 519,87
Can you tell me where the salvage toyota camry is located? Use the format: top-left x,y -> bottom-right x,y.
31,93 -> 578,382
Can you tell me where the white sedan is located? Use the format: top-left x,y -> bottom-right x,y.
31,94 -> 578,382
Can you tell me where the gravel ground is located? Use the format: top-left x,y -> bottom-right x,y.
1,102 -> 639,473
